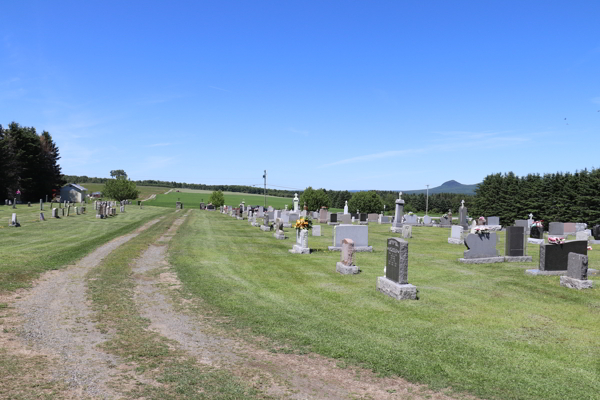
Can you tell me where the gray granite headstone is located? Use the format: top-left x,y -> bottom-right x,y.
463,233 -> 499,259
329,225 -> 371,251
487,216 -> 500,226
403,214 -> 418,224
385,238 -> 408,284
423,215 -> 432,225
514,220 -> 528,234
575,223 -> 588,232
567,253 -> 588,280
451,225 -> 463,239
340,214 -> 351,224
549,222 -> 564,236
312,225 -> 321,236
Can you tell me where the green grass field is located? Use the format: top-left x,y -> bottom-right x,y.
169,211 -> 600,400
144,189 -> 294,209
0,203 -> 170,292
78,182 -> 171,200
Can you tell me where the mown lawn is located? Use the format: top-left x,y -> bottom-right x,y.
169,211 -> 600,400
0,203 -> 171,292
77,182 -> 171,200
145,190 -> 294,210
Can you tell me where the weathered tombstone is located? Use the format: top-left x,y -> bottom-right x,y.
514,220 -> 529,235
260,213 -> 270,231
340,214 -> 351,224
176,201 -> 182,210
376,238 -> 418,300
319,208 -> 328,224
576,231 -> 589,241
39,212 -> 45,221
120,206 -> 125,213
328,213 -> 339,226
274,221 -> 286,240
423,215 -> 432,225
448,225 -> 464,245
390,192 -> 404,233
563,223 -> 576,235
402,225 -> 412,239
336,238 -> 359,274
12,198 -> 16,209
27,202 -> 31,207
459,232 -> 503,264
505,226 -> 532,262
75,206 -> 80,215
52,208 -> 59,218
368,213 -> 379,223
67,206 -> 71,217
312,225 -> 321,236
438,214 -> 451,227
549,222 -> 564,237
459,200 -> 468,229
40,199 -> 43,211
9,213 -> 20,227
575,223 -> 587,232
199,202 -> 206,210
289,229 -> 310,254
329,225 -> 372,252
487,216 -> 500,226
538,240 -> 588,272
560,253 -> 594,289
403,214 -> 418,225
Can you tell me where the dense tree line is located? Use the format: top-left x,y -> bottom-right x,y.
0,122 -> 64,202
471,170 -> 600,228
62,175 -> 298,198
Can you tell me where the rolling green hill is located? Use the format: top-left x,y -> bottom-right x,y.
402,180 -> 479,195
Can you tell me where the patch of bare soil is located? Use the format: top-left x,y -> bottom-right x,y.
0,217 -> 163,399
133,214 -> 479,400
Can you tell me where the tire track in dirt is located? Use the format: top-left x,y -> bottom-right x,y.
132,213 -> 478,400
8,217 -> 163,399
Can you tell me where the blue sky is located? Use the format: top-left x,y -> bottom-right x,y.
2,1 -> 599,191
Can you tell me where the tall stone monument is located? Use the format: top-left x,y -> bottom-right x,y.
390,192 -> 404,233
459,200 -> 468,229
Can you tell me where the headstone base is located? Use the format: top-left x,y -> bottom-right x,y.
336,262 -> 359,275
327,222 -> 340,226
260,225 -> 270,232
96,215 -> 103,219
504,256 -> 533,263
274,233 -> 287,240
328,246 -> 373,252
528,238 -> 544,244
237,217 -> 243,220
458,256 -> 505,264
251,222 -> 259,227
590,240 -> 600,245
376,277 -> 418,300
390,226 -> 403,233
560,276 -> 594,290
447,238 -> 464,245
359,221 -> 369,225
525,269 -> 565,276
289,245 -> 310,254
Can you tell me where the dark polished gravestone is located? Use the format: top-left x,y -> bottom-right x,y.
359,213 -> 368,224
539,240 -> 588,271
505,226 -> 525,256
459,232 -> 504,264
376,238 -> 418,300
328,213 -> 338,225
592,225 -> 600,241
530,226 -> 544,239
505,226 -> 533,262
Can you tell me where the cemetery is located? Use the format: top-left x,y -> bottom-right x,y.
3,186 -> 600,400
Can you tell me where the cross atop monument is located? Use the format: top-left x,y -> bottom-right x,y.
461,199 -> 465,207
529,213 -> 533,219
398,192 -> 402,200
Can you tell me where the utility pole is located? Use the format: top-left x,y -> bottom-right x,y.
425,184 -> 429,216
263,170 -> 267,208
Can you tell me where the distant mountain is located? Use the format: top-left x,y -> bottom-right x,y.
402,180 -> 479,195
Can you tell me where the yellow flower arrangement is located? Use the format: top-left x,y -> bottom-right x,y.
293,217 -> 313,231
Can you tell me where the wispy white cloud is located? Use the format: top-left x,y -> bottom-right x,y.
319,131 -> 530,168
209,85 -> 231,92
591,97 -> 600,105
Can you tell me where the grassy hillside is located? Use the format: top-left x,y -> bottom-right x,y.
144,189 -> 294,209
76,182 -> 171,200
